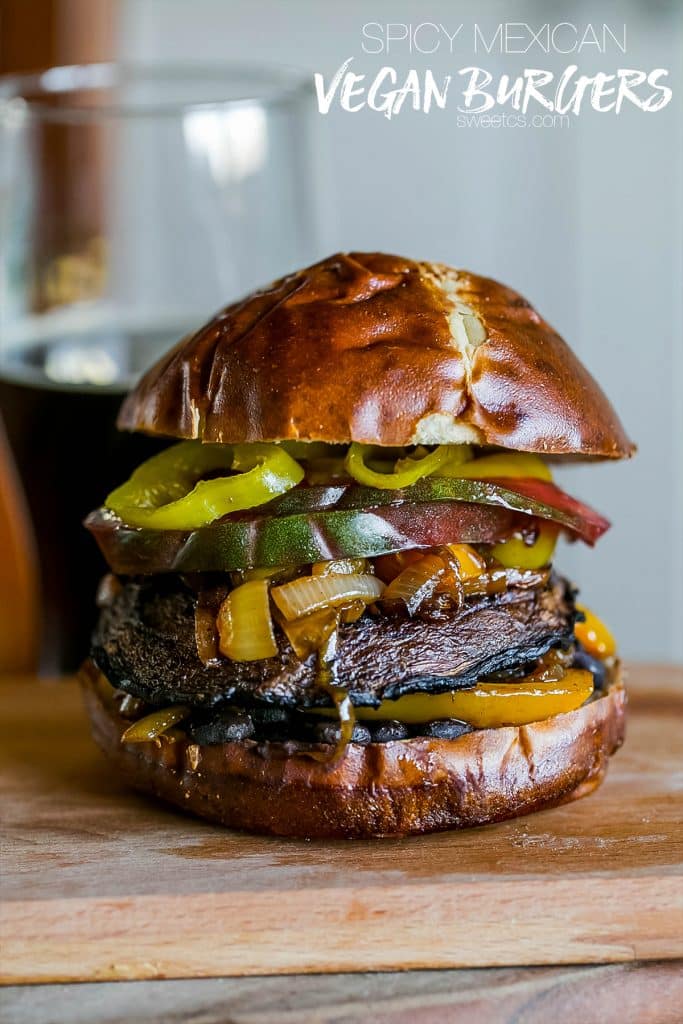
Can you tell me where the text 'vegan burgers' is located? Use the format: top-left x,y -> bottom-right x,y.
82,252 -> 634,838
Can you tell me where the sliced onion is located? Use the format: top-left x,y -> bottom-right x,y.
311,558 -> 368,577
306,684 -> 356,764
526,648 -> 572,682
121,705 -> 190,744
278,606 -> 339,659
217,579 -> 278,661
195,602 -> 220,666
434,544 -> 486,602
373,549 -> 426,583
339,600 -> 367,624
462,566 -> 549,596
194,584 -> 229,666
271,573 -> 384,621
381,553 -> 447,615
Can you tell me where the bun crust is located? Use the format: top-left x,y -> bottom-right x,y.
80,662 -> 626,839
118,252 -> 634,458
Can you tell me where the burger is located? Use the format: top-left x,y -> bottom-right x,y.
82,252 -> 633,838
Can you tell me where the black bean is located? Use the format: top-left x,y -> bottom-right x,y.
351,723 -> 372,745
418,719 -> 472,740
189,708 -> 255,744
370,720 -> 410,742
313,721 -> 372,745
247,705 -> 293,742
252,706 -> 291,725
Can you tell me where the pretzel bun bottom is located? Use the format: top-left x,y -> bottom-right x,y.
81,663 -> 626,839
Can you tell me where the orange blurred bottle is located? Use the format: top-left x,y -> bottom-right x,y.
0,415 -> 40,673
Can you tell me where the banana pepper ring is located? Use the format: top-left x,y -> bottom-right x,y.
344,443 -> 467,490
105,441 -> 304,530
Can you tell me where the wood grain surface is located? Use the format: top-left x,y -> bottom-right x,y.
2,961 -> 683,1024
1,664 -> 682,984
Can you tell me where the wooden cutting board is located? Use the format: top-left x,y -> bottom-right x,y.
1,664 -> 682,984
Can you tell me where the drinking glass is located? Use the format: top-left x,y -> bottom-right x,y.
0,62 -> 319,672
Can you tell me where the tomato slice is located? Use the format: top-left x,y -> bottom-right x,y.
87,475 -> 608,575
482,477 -> 610,544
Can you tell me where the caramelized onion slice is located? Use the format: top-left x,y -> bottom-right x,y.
194,584 -> 229,666
462,566 -> 549,596
307,683 -> 356,764
271,573 -> 384,621
195,602 -> 220,666
278,606 -> 339,659
381,553 -> 447,615
374,549 -> 426,583
217,579 -> 277,661
435,544 -> 486,601
339,600 -> 367,624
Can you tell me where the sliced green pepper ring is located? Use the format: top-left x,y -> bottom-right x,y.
105,441 -> 304,530
344,443 -> 464,490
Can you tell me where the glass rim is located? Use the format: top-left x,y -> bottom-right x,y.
0,60 -> 313,122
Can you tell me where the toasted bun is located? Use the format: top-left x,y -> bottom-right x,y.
118,252 -> 634,458
80,662 -> 626,839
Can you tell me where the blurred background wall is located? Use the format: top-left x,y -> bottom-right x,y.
1,0 -> 681,663
115,0 -> 683,663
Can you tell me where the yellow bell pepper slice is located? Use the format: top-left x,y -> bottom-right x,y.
441,451 -> 553,482
445,544 -> 487,580
361,669 -> 593,727
491,522 -> 559,570
575,604 -> 616,659
314,669 -> 593,728
106,441 -> 304,530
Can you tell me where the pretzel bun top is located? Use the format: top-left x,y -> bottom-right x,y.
118,252 -> 634,459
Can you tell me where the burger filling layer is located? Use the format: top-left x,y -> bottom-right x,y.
87,442 -> 616,758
